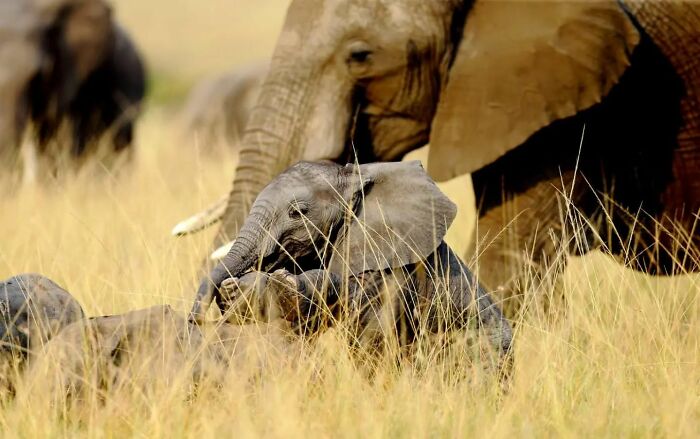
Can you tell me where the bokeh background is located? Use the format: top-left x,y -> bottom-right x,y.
116,0 -> 289,105
0,1 -> 697,436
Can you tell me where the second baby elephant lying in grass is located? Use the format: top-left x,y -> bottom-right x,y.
193,161 -> 513,367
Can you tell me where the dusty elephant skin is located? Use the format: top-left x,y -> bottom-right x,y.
179,0 -> 700,312
0,273 -> 84,357
26,305 -> 297,402
194,161 -> 513,369
0,0 -> 146,181
0,273 -> 84,392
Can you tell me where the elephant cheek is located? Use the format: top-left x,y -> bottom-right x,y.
368,115 -> 431,160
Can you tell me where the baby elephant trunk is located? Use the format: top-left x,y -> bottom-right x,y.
190,211 -> 271,322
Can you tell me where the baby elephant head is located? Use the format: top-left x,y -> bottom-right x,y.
192,160 -> 457,321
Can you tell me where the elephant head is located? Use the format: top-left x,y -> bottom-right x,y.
29,0 -> 114,144
177,0 -> 640,254
191,160 -> 457,321
0,273 -> 84,357
0,0 -> 120,157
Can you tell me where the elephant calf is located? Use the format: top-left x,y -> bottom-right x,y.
0,273 -> 84,392
27,305 -> 297,401
193,161 -> 512,364
222,253 -> 512,365
0,273 -> 84,358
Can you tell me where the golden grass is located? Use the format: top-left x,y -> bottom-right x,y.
0,112 -> 697,436
0,1 -> 696,435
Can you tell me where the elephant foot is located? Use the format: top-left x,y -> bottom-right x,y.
269,269 -> 303,321
219,272 -> 271,323
219,277 -> 240,303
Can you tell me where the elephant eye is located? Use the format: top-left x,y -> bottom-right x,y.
345,41 -> 374,76
288,203 -> 309,219
349,49 -> 372,64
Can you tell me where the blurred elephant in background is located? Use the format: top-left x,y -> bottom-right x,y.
0,0 -> 146,183
178,0 -> 700,311
180,62 -> 267,153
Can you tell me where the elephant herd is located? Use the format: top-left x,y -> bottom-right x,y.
0,162 -> 513,397
1,0 -> 700,396
178,0 -> 700,314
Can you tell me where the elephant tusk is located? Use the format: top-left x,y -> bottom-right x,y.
210,241 -> 234,261
171,195 -> 228,236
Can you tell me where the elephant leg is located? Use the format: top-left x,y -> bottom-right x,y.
20,136 -> 38,186
218,272 -> 273,323
469,171 -> 587,319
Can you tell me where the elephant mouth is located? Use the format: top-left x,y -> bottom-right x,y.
257,238 -> 326,277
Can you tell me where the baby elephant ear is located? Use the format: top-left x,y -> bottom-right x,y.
332,161 -> 457,274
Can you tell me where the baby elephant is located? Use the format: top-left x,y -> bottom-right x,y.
0,273 -> 84,392
194,161 -> 512,362
0,273 -> 84,357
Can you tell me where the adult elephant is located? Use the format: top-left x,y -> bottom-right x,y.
0,0 -> 145,182
180,0 -> 700,309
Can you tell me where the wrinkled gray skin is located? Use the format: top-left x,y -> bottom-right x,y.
180,62 -> 267,153
0,273 -> 84,357
193,161 -> 512,361
207,0 -> 700,314
224,258 -> 512,363
0,0 -> 145,179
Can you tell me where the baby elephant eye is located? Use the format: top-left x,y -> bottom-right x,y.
288,203 -> 309,219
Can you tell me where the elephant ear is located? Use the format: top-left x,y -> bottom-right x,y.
331,161 -> 457,274
428,0 -> 640,181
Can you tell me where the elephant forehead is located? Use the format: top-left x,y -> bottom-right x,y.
282,161 -> 340,183
282,0 -> 442,47
264,176 -> 319,200
262,163 -> 339,199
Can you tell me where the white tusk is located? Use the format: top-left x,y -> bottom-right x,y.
171,195 -> 228,236
210,241 -> 234,261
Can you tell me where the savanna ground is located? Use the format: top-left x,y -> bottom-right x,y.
0,1 -> 697,436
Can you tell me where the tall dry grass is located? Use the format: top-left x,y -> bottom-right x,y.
0,1 -> 696,436
0,111 -> 697,437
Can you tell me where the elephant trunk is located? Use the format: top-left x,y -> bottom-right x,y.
216,62 -> 311,247
190,204 -> 274,322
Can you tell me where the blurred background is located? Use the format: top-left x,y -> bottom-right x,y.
116,0 -> 288,106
